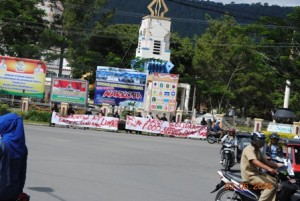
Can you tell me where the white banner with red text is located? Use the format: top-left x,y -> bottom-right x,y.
125,116 -> 208,138
51,112 -> 119,131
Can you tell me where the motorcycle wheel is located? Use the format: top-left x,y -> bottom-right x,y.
207,134 -> 216,144
215,188 -> 243,201
223,154 -> 230,171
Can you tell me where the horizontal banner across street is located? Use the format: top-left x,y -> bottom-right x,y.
125,116 -> 208,138
51,113 -> 208,137
51,112 -> 119,131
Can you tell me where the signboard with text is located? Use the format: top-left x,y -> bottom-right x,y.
50,78 -> 88,105
0,56 -> 46,98
150,73 -> 179,112
94,66 -> 147,107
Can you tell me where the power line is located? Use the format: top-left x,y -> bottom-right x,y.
2,18 -> 299,48
44,2 -> 299,29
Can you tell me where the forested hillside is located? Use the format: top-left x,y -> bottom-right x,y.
105,0 -> 294,37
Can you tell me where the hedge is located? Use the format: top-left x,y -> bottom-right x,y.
0,102 -> 9,115
14,110 -> 51,123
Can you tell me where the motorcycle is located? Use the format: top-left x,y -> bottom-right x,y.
207,130 -> 227,144
220,142 -> 236,171
211,159 -> 300,201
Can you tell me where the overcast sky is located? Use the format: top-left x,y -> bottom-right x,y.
211,0 -> 299,7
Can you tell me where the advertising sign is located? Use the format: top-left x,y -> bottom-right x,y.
150,73 -> 179,112
50,78 -> 88,105
94,66 -> 147,107
267,122 -> 293,134
0,56 -> 46,98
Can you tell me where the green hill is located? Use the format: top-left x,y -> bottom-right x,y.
106,0 -> 294,37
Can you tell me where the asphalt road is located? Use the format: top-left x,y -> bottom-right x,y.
23,125 -> 240,201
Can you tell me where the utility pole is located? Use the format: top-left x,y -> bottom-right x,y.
192,76 -> 198,112
58,46 -> 64,77
192,85 -> 196,111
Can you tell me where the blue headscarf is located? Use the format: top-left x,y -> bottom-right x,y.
0,113 -> 28,159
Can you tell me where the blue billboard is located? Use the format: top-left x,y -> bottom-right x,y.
94,66 -> 147,107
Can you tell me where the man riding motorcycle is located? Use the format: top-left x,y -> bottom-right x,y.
219,128 -> 237,164
241,132 -> 283,201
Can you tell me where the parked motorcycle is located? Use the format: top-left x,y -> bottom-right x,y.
207,130 -> 227,144
211,159 -> 300,201
220,142 -> 236,171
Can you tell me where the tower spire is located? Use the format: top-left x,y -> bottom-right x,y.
147,0 -> 169,18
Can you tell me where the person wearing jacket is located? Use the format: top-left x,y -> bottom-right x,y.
0,113 -> 28,201
265,132 -> 283,160
219,128 -> 237,164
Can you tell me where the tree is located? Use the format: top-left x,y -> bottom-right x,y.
192,15 -> 277,118
254,7 -> 300,115
0,0 -> 48,58
61,1 -> 140,79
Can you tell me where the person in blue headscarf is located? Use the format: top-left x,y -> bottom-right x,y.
0,113 -> 28,201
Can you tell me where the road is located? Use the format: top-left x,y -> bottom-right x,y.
23,125 -> 240,201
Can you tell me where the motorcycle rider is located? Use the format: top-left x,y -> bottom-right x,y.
211,121 -> 223,142
265,132 -> 283,160
241,132 -> 283,201
219,128 -> 237,164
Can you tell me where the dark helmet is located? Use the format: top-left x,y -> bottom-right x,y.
251,132 -> 266,147
228,128 -> 236,135
270,132 -> 280,140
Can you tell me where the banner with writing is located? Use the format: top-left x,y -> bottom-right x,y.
125,116 -> 208,137
51,112 -> 119,130
267,122 -> 293,134
150,73 -> 179,112
94,66 -> 147,107
50,78 -> 88,105
0,56 -> 46,98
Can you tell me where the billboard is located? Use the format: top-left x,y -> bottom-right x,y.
94,66 -> 147,107
150,73 -> 179,112
0,56 -> 46,98
50,78 -> 88,105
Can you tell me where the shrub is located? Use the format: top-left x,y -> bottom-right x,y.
15,110 -> 51,123
0,102 -> 9,115
27,110 -> 51,122
14,111 -> 29,120
262,131 -> 295,144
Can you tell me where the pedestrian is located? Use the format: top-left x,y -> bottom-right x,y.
66,105 -> 75,129
125,111 -> 132,134
49,103 -> 59,127
136,112 -> 142,134
67,105 -> 75,115
156,113 -> 168,121
84,108 -> 92,115
184,116 -> 191,123
99,109 -> 104,116
146,112 -> 153,119
0,113 -> 30,201
84,108 -> 92,130
113,111 -> 120,118
200,117 -> 207,125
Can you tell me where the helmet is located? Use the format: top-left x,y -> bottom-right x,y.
270,132 -> 280,140
251,132 -> 266,147
228,128 -> 236,135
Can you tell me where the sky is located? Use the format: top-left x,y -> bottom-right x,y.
211,0 -> 299,7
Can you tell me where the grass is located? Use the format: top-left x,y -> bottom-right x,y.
24,120 -> 49,125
